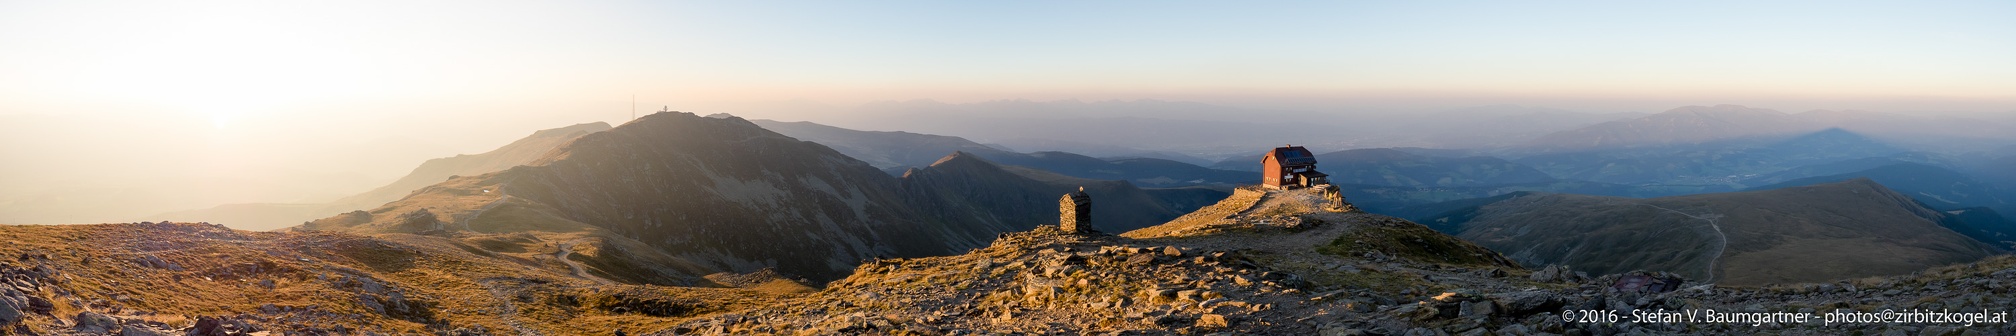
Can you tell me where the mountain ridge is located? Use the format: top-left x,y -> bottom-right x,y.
148,122 -> 612,231
304,113 -> 1226,282
1419,178 -> 2001,285
752,119 -> 1252,187
308,112 -> 962,281
1526,104 -> 2016,151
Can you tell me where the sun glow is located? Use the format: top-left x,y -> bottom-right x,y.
41,2 -> 381,121
209,112 -> 234,129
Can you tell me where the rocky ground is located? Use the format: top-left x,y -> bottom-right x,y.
7,189 -> 2016,335
660,189 -> 2016,335
0,222 -> 797,335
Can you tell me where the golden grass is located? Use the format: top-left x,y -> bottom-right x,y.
0,221 -> 810,334
1123,188 -> 1266,238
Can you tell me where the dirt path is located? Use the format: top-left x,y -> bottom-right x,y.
556,239 -> 615,285
461,184 -> 510,232
1639,203 -> 1727,283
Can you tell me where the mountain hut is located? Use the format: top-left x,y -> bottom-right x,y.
1261,145 -> 1329,189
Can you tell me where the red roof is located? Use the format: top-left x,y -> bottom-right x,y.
1262,146 -> 1317,166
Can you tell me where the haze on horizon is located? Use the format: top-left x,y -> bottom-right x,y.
3,1 -> 2015,225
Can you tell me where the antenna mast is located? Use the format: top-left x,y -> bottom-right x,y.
631,94 -> 636,121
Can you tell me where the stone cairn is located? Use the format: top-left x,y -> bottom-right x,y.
1060,187 -> 1093,233
1318,185 -> 1359,213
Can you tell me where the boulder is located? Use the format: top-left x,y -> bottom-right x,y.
1459,301 -> 1496,319
1529,265 -> 1567,282
74,311 -> 120,334
1488,291 -> 1564,316
132,254 -> 183,271
190,316 -> 226,336
1143,288 -> 1177,303
26,296 -> 53,315
0,298 -> 20,328
1196,314 -> 1232,328
225,317 -> 263,334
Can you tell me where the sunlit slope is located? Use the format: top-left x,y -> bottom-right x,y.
331,122 -> 613,211
152,122 -> 611,231
0,221 -> 779,335
307,112 -> 990,282
309,112 -> 1232,282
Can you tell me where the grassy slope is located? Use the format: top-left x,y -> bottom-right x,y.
1439,179 -> 1999,286
0,222 -> 804,335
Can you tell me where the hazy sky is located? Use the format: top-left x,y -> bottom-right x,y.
5,1 -> 2015,127
3,1 -> 2014,223
5,0 -> 2014,155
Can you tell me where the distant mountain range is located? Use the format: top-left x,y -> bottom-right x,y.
1524,105 -> 2016,151
1963,146 -> 2016,188
747,120 -> 1016,169
820,100 -> 1328,156
1738,153 -> 1950,186
1193,127 -> 2016,250
1525,105 -> 1805,150
813,100 -> 1653,156
1513,128 -> 1909,187
1414,179 -> 2002,285
1212,148 -> 1555,188
1749,162 -> 2012,209
1312,148 -> 1556,187
977,137 -> 1216,166
149,122 -> 613,230
1375,105 -> 1647,149
751,119 -> 1253,187
305,112 -> 1224,281
1345,180 -> 1669,218
900,152 -> 1223,235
